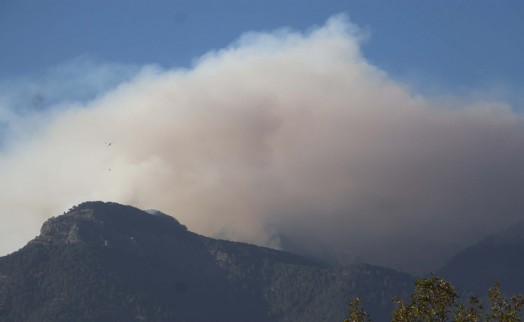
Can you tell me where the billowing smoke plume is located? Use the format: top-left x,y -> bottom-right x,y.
1,15 -> 523,273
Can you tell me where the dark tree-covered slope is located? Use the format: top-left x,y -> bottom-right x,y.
439,220 -> 524,295
0,202 -> 413,322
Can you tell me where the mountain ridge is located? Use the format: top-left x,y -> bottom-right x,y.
0,201 -> 413,322
438,219 -> 524,295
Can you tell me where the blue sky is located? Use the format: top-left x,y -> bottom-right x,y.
1,1 -> 524,272
1,0 -> 523,101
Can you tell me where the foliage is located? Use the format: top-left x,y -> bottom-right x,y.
392,275 -> 458,322
345,297 -> 372,322
347,275 -> 524,322
455,296 -> 483,322
486,283 -> 524,322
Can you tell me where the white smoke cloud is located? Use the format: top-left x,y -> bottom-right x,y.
1,15 -> 523,273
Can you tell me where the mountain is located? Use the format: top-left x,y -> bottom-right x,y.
438,220 -> 524,295
0,201 -> 413,322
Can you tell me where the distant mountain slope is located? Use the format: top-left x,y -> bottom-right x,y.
438,220 -> 524,295
0,202 -> 413,322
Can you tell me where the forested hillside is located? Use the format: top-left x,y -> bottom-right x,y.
0,202 -> 413,321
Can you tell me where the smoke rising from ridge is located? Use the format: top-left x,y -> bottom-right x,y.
1,15 -> 523,273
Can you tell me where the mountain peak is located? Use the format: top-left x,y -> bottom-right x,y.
438,219 -> 524,294
480,220 -> 524,246
33,201 -> 188,247
0,201 -> 415,321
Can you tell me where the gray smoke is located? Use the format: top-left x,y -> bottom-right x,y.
1,15 -> 523,273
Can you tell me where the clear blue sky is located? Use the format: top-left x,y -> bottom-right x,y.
1,0 -> 523,102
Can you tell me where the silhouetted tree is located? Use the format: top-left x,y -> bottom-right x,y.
346,275 -> 524,322
344,297 -> 371,322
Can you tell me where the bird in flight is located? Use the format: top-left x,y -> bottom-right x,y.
105,141 -> 112,147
